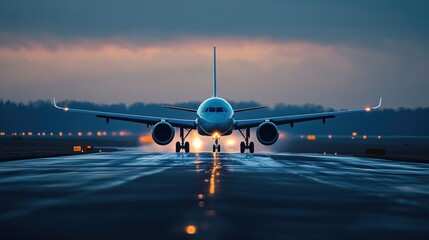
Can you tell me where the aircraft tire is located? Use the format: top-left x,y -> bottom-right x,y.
176,142 -> 181,153
249,142 -> 255,153
184,142 -> 190,153
240,142 -> 245,153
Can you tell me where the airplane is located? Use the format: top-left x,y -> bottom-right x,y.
53,46 -> 382,153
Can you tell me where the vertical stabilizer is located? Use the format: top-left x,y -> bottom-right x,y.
213,46 -> 217,97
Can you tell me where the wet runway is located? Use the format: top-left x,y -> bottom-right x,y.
1,150 -> 428,239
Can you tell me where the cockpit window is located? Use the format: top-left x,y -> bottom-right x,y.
204,106 -> 227,113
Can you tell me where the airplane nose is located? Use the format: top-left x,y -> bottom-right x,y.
199,115 -> 232,135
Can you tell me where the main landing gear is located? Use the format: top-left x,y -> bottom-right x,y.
176,128 -> 191,153
239,128 -> 254,153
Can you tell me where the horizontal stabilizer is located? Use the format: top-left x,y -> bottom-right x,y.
162,105 -> 198,113
234,105 -> 267,113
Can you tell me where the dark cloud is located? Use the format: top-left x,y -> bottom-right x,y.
1,0 -> 429,108
0,0 -> 428,46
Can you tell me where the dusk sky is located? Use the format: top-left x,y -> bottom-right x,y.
0,0 -> 428,108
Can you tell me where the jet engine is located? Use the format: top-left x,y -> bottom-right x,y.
152,121 -> 175,145
256,121 -> 279,145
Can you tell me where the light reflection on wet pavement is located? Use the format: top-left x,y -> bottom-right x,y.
0,150 -> 428,239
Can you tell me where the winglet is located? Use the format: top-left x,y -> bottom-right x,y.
373,97 -> 382,110
365,97 -> 382,112
52,97 -> 61,109
52,97 -> 69,111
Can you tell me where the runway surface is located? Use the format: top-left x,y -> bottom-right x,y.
0,150 -> 428,239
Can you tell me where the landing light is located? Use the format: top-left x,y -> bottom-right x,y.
365,107 -> 371,112
64,107 -> 69,111
212,131 -> 220,139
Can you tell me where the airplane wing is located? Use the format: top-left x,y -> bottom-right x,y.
53,98 -> 196,129
234,98 -> 382,129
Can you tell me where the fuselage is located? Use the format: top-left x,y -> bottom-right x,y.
196,97 -> 234,136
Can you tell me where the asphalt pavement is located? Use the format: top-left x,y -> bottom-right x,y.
0,150 -> 428,239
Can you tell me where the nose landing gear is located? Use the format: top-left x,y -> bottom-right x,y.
239,128 -> 254,153
176,128 -> 191,153
212,133 -> 221,153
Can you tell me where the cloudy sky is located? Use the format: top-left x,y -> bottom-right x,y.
0,0 -> 428,108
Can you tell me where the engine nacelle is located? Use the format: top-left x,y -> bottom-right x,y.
152,121 -> 175,145
256,121 -> 279,146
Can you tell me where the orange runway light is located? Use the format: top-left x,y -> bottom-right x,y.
139,135 -> 153,143
185,225 -> 197,235
363,135 -> 367,139
119,131 -> 130,137
377,135 -> 382,139
352,132 -> 357,137
307,135 -> 316,141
